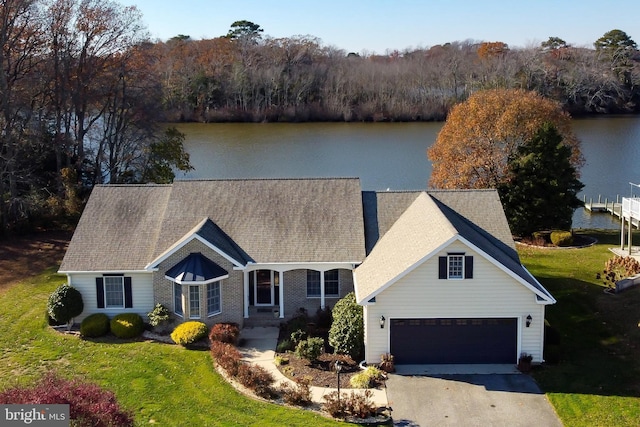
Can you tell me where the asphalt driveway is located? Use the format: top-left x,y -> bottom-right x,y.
386,373 -> 562,427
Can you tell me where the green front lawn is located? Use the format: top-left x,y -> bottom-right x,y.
0,269 -> 338,426
519,230 -> 640,427
2,230 -> 640,426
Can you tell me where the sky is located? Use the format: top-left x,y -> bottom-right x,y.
119,0 -> 638,54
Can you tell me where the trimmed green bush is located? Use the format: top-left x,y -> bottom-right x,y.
551,230 -> 573,246
110,313 -> 144,339
295,337 -> 324,361
80,313 -> 110,337
47,283 -> 84,325
171,321 -> 208,346
328,292 -> 364,359
349,366 -> 385,389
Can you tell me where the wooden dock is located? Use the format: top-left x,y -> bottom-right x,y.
583,195 -> 639,227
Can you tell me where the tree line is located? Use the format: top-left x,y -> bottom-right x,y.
0,2 -> 637,235
0,0 -> 189,234
153,23 -> 639,123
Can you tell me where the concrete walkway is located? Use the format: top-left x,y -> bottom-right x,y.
238,326 -> 388,407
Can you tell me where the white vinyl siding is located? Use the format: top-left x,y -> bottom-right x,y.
363,241 -> 546,364
65,272 -> 154,322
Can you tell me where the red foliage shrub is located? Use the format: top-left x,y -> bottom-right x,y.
0,373 -> 133,426
279,377 -> 312,406
235,363 -> 276,399
208,322 -> 240,344
210,341 -> 242,376
322,390 -> 375,419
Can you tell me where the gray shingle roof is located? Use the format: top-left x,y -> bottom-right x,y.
59,185 -> 172,272
355,189 -> 554,304
60,178 -> 366,272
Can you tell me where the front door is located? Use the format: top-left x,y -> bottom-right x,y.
255,270 -> 273,305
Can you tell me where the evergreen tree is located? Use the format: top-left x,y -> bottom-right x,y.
498,123 -> 584,237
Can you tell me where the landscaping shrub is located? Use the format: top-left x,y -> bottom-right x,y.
236,363 -> 276,398
47,283 -> 83,325
295,337 -> 324,361
602,255 -> 640,288
550,230 -> 573,246
0,373 -> 133,426
329,292 -> 364,359
210,341 -> 242,376
276,338 -> 293,353
209,322 -> 240,344
315,306 -> 332,329
279,377 -> 312,406
80,313 -> 110,338
286,315 -> 308,335
290,329 -> 307,345
110,313 -> 144,339
171,321 -> 208,346
147,303 -> 171,327
323,390 -> 375,419
349,366 -> 386,389
274,355 -> 289,366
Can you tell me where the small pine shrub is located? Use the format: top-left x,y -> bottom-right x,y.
550,230 -> 573,246
210,341 -> 242,376
279,377 -> 312,406
47,283 -> 84,325
329,292 -> 364,359
0,373 -> 133,426
80,313 -> 110,338
209,322 -> 240,344
236,363 -> 276,398
147,303 -> 171,327
295,337 -> 324,361
110,313 -> 144,339
171,321 -> 208,346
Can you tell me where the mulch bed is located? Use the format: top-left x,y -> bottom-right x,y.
276,352 -> 361,389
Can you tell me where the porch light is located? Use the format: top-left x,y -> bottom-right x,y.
379,315 -> 386,329
526,315 -> 532,328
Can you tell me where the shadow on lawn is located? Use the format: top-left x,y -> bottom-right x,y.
533,277 -> 640,398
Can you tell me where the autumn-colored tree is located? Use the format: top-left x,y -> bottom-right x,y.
477,42 -> 509,59
428,88 -> 583,189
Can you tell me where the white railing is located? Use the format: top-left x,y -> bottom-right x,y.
622,197 -> 640,219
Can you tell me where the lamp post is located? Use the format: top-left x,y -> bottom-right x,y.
335,360 -> 342,408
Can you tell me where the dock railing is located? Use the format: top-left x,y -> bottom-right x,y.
622,197 -> 640,219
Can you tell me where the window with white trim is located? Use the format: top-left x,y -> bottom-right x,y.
448,254 -> 464,279
189,285 -> 201,319
306,270 -> 340,297
104,276 -> 124,308
174,283 -> 183,317
207,282 -> 221,316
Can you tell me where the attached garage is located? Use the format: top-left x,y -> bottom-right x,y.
390,318 -> 518,364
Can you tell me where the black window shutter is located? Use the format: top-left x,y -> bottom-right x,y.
124,277 -> 133,308
438,256 -> 447,279
96,278 -> 105,308
465,256 -> 474,279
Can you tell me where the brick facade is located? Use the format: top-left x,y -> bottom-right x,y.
154,240 -> 355,328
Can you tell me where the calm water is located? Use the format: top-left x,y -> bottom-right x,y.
177,116 -> 640,229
